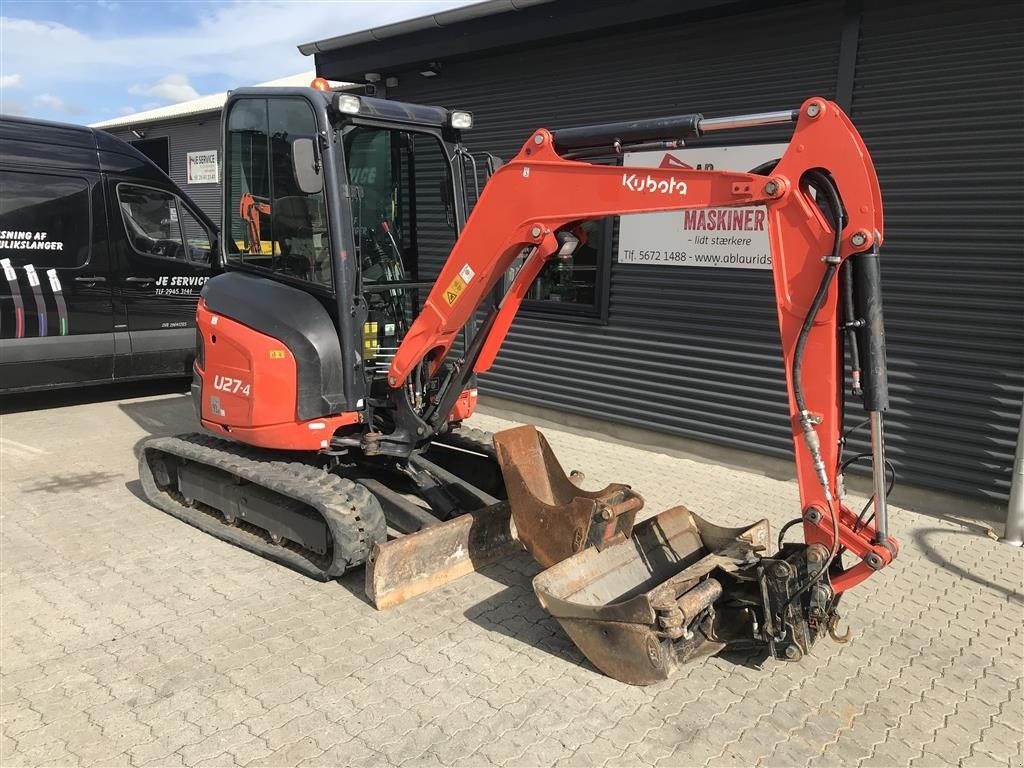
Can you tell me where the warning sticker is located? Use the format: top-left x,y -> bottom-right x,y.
443,274 -> 467,306
269,350 -> 286,359
459,263 -> 475,284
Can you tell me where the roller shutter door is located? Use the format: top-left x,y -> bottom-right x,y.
849,0 -> 1024,500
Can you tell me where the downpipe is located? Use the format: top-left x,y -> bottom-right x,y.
1001,403 -> 1024,547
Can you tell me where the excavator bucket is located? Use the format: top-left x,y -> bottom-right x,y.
493,426 -> 642,567
493,425 -> 771,685
534,509 -> 769,684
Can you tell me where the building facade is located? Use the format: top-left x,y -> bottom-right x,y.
303,0 -> 1023,503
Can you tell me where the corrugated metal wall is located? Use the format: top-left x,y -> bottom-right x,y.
849,0 -> 1024,500
107,115 -> 223,226
386,0 -> 1023,502
389,2 -> 842,456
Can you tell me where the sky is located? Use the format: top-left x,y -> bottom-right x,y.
0,0 -> 474,125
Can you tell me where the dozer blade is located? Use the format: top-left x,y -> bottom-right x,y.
365,501 -> 520,609
534,509 -> 769,685
493,425 -> 642,567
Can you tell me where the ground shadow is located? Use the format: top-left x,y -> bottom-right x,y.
462,554 -> 596,672
124,479 -> 147,504
119,395 -> 197,448
22,470 -> 123,494
1,378 -> 189,415
913,527 -> 1024,605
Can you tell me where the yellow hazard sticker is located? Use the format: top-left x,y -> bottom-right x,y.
269,350 -> 286,359
443,274 -> 467,306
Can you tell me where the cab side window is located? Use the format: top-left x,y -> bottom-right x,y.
224,98 -> 331,288
0,170 -> 91,269
117,185 -> 211,263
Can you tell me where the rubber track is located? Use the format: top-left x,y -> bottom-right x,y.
435,427 -> 496,459
139,433 -> 385,581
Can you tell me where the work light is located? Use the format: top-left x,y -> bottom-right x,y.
335,94 -> 362,115
450,111 -> 473,129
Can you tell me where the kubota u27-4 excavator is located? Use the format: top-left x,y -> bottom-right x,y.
139,83 -> 897,685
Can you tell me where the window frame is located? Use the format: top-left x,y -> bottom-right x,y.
507,156 -> 617,325
222,96 -> 336,296
515,216 -> 613,324
116,182 -> 212,264
341,119 -> 460,290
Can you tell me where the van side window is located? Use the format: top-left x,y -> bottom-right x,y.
0,170 -> 91,269
118,185 -> 210,263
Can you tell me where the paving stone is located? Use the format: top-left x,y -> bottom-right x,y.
2,397 -> 1022,768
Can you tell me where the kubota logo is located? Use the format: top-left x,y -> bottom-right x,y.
621,172 -> 688,195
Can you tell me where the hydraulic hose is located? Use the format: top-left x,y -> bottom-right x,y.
841,262 -> 863,397
779,170 -> 845,618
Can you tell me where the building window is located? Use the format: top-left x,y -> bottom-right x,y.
129,137 -> 170,175
505,216 -> 612,321
117,184 -> 212,263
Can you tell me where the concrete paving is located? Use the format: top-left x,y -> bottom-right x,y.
1,387 -> 1021,768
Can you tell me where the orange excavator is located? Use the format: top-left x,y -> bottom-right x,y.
139,85 -> 897,684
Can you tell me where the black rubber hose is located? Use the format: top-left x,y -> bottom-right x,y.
841,261 -> 863,397
777,170 -> 844,619
791,170 -> 842,418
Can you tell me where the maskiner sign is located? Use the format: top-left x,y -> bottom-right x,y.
617,143 -> 787,269
186,150 -> 218,184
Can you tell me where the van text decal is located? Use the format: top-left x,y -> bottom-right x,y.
0,231 -> 65,251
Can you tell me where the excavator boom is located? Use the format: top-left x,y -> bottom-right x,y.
389,98 -> 894,595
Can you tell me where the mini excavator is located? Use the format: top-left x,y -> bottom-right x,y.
139,83 -> 898,685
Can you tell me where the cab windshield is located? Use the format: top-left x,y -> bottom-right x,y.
343,125 -> 457,336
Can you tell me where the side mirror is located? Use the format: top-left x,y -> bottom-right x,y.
485,154 -> 504,178
292,137 -> 322,194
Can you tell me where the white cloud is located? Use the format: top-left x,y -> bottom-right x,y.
129,73 -> 200,103
0,74 -> 22,88
1,1 -> 473,121
34,93 -> 85,115
1,2 -> 470,83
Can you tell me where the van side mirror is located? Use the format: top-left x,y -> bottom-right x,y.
292,138 -> 322,194
485,154 -> 503,178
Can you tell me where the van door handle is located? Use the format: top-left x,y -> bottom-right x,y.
74,275 -> 106,284
125,277 -> 156,285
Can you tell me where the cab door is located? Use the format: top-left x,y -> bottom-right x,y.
0,169 -> 115,391
109,181 -> 215,377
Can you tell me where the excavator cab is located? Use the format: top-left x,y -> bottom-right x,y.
211,87 -> 478,444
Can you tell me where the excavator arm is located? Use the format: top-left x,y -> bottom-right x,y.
388,98 -> 895,598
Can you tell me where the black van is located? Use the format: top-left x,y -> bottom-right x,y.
0,115 -> 218,393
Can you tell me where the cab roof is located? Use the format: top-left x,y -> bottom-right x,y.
226,87 -> 453,130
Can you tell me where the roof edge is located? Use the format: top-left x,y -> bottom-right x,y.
298,0 -> 552,55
